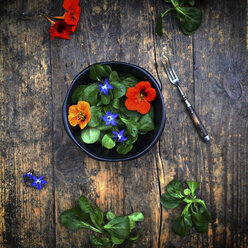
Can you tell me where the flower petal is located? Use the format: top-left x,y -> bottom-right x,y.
126,87 -> 139,99
137,101 -> 151,114
135,81 -> 151,91
37,184 -> 42,190
68,105 -> 79,116
125,98 -> 138,111
144,87 -> 156,102
77,101 -> 90,112
31,182 -> 36,186
79,120 -> 88,130
68,115 -> 80,127
63,0 -> 79,11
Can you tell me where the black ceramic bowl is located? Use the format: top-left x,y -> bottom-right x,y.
62,62 -> 166,162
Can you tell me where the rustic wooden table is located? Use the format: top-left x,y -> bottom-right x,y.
1,0 -> 247,247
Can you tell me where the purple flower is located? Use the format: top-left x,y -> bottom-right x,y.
31,175 -> 47,190
101,111 -> 118,126
113,129 -> 128,143
99,78 -> 114,95
23,172 -> 33,178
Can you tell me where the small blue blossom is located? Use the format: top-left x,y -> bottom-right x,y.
23,172 -> 33,178
101,111 -> 118,126
31,175 -> 47,190
99,78 -> 114,95
113,129 -> 128,143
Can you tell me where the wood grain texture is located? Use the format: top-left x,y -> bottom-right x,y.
0,0 -> 247,247
0,0 -> 55,247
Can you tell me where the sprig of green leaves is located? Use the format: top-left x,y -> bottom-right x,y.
60,195 -> 144,247
156,0 -> 202,36
160,180 -> 213,237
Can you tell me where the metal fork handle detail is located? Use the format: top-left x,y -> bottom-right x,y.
177,85 -> 210,142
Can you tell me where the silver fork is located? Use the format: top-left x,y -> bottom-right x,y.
164,59 -> 210,142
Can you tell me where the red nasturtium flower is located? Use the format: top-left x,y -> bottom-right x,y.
63,0 -> 81,31
43,0 -> 81,40
125,81 -> 156,114
68,101 -> 91,130
49,20 -> 73,40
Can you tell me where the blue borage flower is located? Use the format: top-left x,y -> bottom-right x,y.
31,175 -> 47,190
23,172 -> 33,178
112,129 -> 128,143
99,78 -> 114,95
101,110 -> 118,126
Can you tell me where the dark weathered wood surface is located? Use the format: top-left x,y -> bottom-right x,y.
0,0 -> 247,247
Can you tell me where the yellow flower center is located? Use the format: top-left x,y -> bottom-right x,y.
78,111 -> 86,121
139,90 -> 146,101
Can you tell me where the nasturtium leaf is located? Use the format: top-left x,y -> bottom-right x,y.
81,83 -> 99,106
110,236 -> 125,245
102,134 -> 116,149
148,105 -> 155,120
117,143 -> 133,155
60,208 -> 100,233
113,98 -> 120,109
176,7 -> 202,35
128,212 -> 144,230
60,205 -> 90,230
103,65 -> 112,75
109,71 -> 120,82
111,81 -> 126,99
186,181 -> 200,195
120,74 -> 139,87
139,114 -> 155,133
106,211 -> 116,221
167,179 -> 184,198
119,115 -> 139,138
78,195 -> 93,214
103,216 -> 130,240
101,93 -> 111,105
88,106 -> 102,128
155,14 -> 163,37
184,188 -> 191,196
172,214 -> 191,237
90,64 -> 109,81
191,208 -> 210,233
81,127 -> 100,144
160,192 -> 183,209
92,206 -> 104,227
89,234 -> 106,246
72,85 -> 87,104
98,125 -> 112,132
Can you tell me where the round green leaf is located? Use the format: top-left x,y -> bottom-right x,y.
81,127 -> 100,144
102,134 -> 115,149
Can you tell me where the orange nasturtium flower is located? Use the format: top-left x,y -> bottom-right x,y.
125,81 -> 156,114
68,101 -> 91,130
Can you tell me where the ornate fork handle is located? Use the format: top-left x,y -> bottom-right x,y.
177,85 -> 210,142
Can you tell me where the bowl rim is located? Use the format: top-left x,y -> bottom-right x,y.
62,61 -> 166,162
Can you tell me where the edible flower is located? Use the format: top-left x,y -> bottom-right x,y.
112,130 -> 127,143
63,0 -> 81,30
31,175 -> 47,190
99,78 -> 114,95
125,81 -> 156,114
101,111 -> 118,126
43,15 -> 73,40
42,0 -> 81,40
68,101 -> 91,130
23,172 -> 33,178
